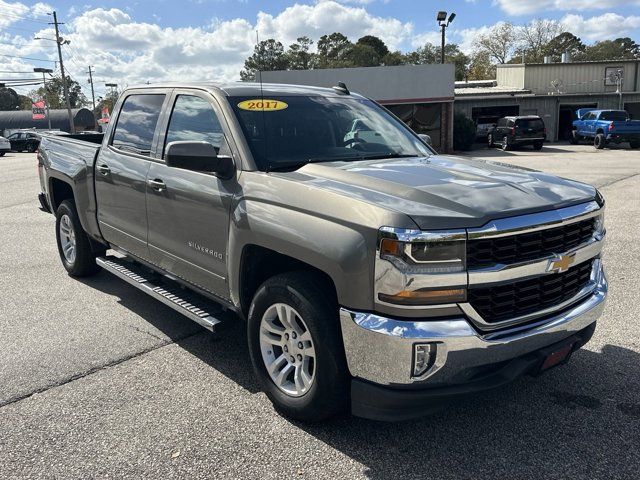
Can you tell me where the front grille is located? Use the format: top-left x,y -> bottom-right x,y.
467,217 -> 596,269
468,260 -> 594,324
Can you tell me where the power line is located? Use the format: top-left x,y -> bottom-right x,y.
0,53 -> 56,63
1,10 -> 50,24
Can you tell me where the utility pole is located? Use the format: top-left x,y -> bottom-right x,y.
50,11 -> 75,133
87,66 -> 96,112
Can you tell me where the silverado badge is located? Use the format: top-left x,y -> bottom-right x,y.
547,253 -> 576,274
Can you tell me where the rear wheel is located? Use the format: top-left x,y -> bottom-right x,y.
248,272 -> 348,422
533,141 -> 543,150
27,144 -> 38,153
502,136 -> 511,151
594,133 -> 606,149
0,152 -> 5,157
55,200 -> 104,277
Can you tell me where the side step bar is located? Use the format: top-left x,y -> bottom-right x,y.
96,256 -> 223,332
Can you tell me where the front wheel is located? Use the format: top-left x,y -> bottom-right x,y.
0,152 -> 5,157
594,133 -> 606,149
247,272 -> 349,422
570,130 -> 580,145
55,200 -> 103,277
487,134 -> 495,148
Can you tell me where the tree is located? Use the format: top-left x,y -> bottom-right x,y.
317,32 -> 353,68
19,94 -> 32,110
382,51 -> 408,66
519,19 -> 564,63
408,43 -> 469,80
475,22 -> 517,64
348,43 -> 382,67
584,37 -> 640,61
543,32 -> 586,62
28,75 -> 87,109
356,35 -> 389,59
287,36 -> 316,70
467,50 -> 496,80
240,39 -> 290,81
0,87 -> 21,111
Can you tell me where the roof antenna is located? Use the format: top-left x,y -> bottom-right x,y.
332,81 -> 349,95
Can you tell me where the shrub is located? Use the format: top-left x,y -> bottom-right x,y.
453,112 -> 476,151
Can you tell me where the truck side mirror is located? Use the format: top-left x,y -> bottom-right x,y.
418,134 -> 432,146
165,141 -> 234,179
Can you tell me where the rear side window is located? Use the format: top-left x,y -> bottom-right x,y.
112,94 -> 165,156
516,118 -> 544,129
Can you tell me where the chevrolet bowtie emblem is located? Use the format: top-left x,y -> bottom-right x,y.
547,253 -> 576,274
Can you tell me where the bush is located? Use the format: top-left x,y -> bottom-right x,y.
453,112 -> 476,151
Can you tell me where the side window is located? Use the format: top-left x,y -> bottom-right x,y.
164,95 -> 230,156
507,119 -> 515,127
112,94 -> 165,156
497,119 -> 506,128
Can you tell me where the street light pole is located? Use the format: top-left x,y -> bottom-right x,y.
34,67 -> 53,130
50,11 -> 75,133
436,11 -> 456,64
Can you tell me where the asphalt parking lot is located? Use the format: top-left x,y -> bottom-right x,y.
1,145 -> 639,479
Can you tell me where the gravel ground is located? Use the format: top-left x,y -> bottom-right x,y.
0,145 -> 638,479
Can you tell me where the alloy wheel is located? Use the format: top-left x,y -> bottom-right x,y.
59,214 -> 76,264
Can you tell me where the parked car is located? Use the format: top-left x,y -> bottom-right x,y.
7,131 -> 40,152
571,109 -> 640,149
0,136 -> 10,156
38,83 -> 606,422
475,115 -> 499,140
488,116 -> 546,151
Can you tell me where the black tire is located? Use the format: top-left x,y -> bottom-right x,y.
594,133 -> 605,149
487,134 -> 494,148
533,141 -> 543,150
630,142 -> 640,149
502,135 -> 511,151
570,130 -> 580,145
0,152 -> 5,157
55,200 -> 103,276
27,144 -> 38,153
247,272 -> 349,422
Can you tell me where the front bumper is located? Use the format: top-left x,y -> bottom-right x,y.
339,261 -> 607,420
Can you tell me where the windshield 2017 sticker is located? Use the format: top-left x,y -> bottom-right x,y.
237,99 -> 288,111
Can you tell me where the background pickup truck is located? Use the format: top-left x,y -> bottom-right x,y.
571,108 -> 640,149
38,83 -> 607,422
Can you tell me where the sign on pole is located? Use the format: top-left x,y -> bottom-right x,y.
32,100 -> 46,120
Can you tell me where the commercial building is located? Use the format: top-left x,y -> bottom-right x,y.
0,108 -> 96,136
260,64 -> 455,151
455,59 -> 640,141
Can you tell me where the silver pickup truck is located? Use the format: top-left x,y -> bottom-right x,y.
37,83 -> 607,421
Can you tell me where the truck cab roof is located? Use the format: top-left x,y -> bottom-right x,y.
123,82 -> 366,100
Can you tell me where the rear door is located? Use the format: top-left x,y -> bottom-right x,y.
145,90 -> 238,298
94,91 -> 169,260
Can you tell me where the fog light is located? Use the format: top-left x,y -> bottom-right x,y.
413,343 -> 437,377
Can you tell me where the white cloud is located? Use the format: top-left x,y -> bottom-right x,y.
495,0 -> 640,16
560,12 -> 640,41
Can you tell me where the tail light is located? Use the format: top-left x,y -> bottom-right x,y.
609,123 -> 615,131
510,127 -> 515,135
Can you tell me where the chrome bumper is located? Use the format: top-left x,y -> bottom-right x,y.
339,261 -> 607,387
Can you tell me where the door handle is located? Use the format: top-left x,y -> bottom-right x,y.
96,164 -> 111,175
148,178 -> 166,192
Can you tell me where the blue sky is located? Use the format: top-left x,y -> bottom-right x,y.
1,0 -> 639,97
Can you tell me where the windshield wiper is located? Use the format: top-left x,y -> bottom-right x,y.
357,153 -> 419,160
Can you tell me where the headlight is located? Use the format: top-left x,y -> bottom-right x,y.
594,211 -> 605,238
376,228 -> 467,306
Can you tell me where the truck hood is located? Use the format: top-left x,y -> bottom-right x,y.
280,155 -> 597,229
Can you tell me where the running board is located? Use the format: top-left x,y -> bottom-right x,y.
96,256 -> 223,332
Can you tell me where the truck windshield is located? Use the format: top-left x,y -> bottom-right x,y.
599,111 -> 629,121
229,95 -> 431,171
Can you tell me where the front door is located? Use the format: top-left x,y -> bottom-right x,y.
94,92 -> 168,260
145,91 -> 237,298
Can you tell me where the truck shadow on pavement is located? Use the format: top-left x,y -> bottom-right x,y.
80,273 -> 639,480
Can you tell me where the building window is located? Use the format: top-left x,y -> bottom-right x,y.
384,103 -> 442,148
